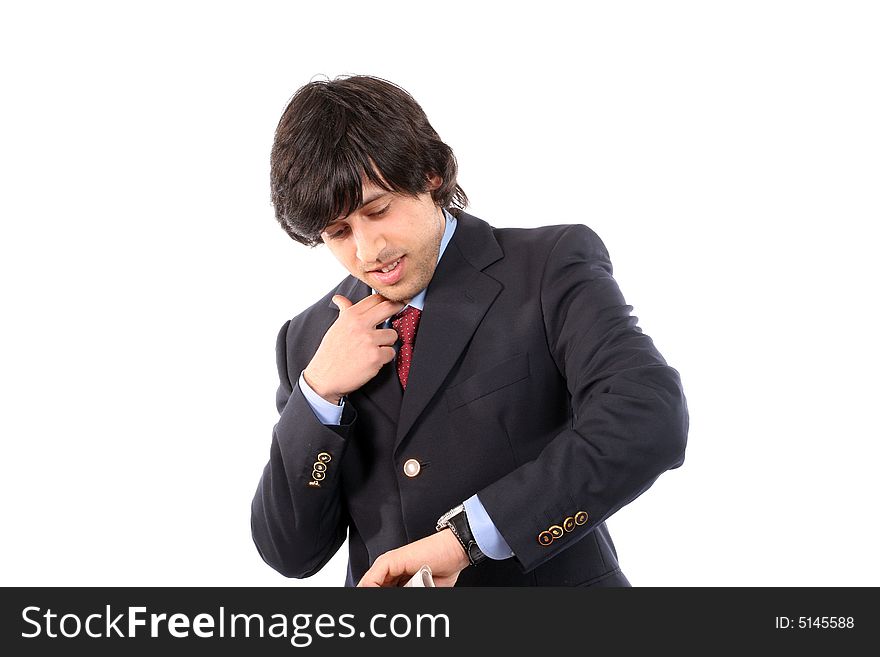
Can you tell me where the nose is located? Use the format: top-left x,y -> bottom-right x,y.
352,217 -> 386,268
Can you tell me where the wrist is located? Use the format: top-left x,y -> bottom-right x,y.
436,504 -> 487,567
303,368 -> 342,405
440,528 -> 470,570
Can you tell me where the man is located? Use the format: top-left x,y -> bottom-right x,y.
251,75 -> 688,587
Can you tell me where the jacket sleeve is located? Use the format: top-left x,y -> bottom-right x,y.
250,318 -> 356,578
476,224 -> 689,573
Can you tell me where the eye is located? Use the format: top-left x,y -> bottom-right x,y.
324,225 -> 349,241
370,203 -> 391,217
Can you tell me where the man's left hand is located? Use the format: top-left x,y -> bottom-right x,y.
357,529 -> 470,587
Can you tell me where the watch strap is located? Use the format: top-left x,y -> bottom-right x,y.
440,507 -> 486,566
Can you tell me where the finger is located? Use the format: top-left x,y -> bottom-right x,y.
378,345 -> 396,364
364,299 -> 407,327
331,295 -> 353,312
350,293 -> 392,313
357,564 -> 388,588
374,328 -> 400,346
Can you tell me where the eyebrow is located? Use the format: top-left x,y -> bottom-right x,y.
324,191 -> 391,230
361,191 -> 390,207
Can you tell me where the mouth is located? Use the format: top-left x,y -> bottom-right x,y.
369,255 -> 405,285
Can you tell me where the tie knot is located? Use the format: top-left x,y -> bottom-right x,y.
392,306 -> 421,345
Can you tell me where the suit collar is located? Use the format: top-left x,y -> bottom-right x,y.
446,209 -> 504,271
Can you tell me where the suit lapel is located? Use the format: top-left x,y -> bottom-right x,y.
393,212 -> 504,455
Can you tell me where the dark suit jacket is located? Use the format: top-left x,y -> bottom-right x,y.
251,210 -> 688,586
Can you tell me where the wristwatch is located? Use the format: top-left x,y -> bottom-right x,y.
436,504 -> 486,566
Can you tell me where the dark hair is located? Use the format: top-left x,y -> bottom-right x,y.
269,75 -> 468,247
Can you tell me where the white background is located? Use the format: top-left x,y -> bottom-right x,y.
1,1 -> 877,587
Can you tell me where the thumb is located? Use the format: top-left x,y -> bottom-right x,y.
331,295 -> 353,312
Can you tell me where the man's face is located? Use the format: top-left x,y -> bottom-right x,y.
320,174 -> 446,304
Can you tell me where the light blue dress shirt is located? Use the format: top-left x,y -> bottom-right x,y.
298,208 -> 514,560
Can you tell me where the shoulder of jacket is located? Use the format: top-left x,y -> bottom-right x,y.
493,222 -> 607,256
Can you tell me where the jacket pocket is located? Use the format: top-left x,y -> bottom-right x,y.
576,568 -> 629,587
445,352 -> 530,411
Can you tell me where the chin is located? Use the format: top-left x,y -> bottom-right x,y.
375,281 -> 419,303
377,289 -> 411,303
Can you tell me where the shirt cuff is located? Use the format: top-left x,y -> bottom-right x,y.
463,494 -> 515,560
298,371 -> 344,425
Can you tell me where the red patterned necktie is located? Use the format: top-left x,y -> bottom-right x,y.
391,306 -> 421,390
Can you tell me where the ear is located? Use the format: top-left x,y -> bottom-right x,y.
426,172 -> 443,191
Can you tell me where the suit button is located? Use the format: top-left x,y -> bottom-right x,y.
538,531 -> 554,546
574,511 -> 589,525
403,459 -> 421,478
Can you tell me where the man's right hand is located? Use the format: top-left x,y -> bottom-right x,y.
302,294 -> 405,405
